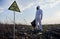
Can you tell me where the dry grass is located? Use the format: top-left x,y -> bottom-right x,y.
0,23 -> 60,39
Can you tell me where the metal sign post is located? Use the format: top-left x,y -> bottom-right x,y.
8,1 -> 20,39
13,11 -> 15,39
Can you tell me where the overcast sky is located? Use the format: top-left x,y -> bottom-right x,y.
0,0 -> 60,25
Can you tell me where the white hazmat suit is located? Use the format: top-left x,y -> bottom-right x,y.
35,6 -> 43,31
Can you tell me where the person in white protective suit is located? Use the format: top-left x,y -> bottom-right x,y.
35,6 -> 43,32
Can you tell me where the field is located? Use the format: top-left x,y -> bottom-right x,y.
0,23 -> 60,39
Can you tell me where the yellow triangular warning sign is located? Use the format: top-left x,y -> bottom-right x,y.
8,1 -> 20,12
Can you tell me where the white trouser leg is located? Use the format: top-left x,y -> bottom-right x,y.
35,18 -> 39,29
35,17 -> 43,31
39,18 -> 43,31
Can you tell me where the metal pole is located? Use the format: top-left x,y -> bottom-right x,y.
13,11 -> 15,39
24,19 -> 27,24
13,0 -> 16,38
